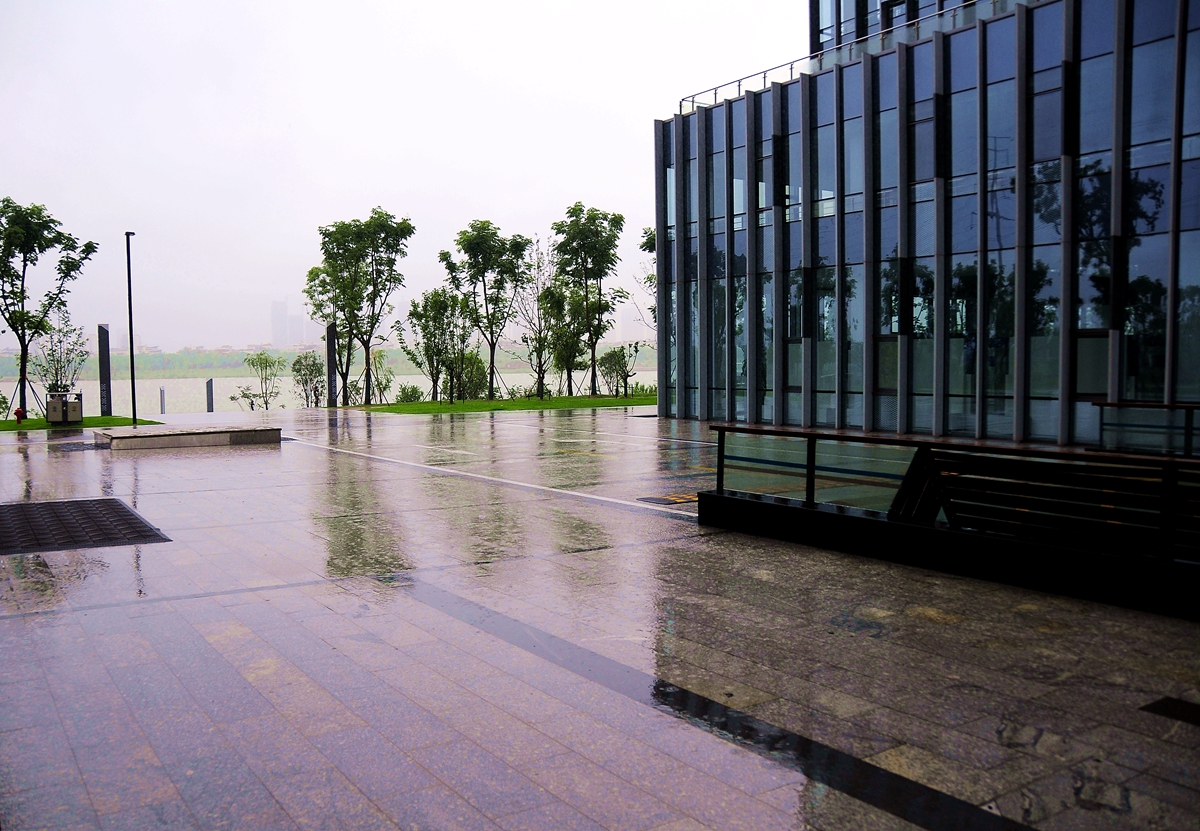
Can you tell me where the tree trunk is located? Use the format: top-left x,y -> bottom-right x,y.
363,350 -> 373,406
17,341 -> 28,412
340,342 -> 352,406
488,342 -> 497,400
590,342 -> 598,396
566,369 -> 573,396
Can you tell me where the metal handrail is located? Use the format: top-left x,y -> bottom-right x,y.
677,0 -> 1038,114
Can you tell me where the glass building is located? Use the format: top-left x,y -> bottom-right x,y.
655,0 -> 1200,445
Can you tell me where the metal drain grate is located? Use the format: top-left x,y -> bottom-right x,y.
0,498 -> 170,556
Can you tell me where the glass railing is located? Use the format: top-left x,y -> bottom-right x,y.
1096,403 -> 1199,457
678,0 -> 1036,113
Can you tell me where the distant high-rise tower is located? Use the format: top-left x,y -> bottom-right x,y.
271,301 -> 288,347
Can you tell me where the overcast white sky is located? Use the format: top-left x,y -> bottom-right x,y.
1,1 -> 808,351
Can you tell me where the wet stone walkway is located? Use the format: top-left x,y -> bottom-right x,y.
0,407 -> 1197,830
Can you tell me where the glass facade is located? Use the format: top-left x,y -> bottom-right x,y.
659,0 -> 1198,447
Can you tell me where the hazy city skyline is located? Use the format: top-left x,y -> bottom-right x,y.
1,1 -> 809,352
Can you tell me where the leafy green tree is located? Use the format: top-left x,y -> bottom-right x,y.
30,306 -> 89,394
439,220 -> 531,400
0,198 -> 97,412
305,207 -> 414,405
231,351 -> 287,410
291,351 -> 325,407
638,227 -> 657,327
396,288 -> 456,402
552,203 -> 626,395
370,348 -> 395,404
598,342 -> 642,397
540,278 -> 589,395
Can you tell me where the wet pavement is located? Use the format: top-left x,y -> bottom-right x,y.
0,406 -> 1197,830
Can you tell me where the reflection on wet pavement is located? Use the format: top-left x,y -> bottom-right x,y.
0,407 -> 1196,830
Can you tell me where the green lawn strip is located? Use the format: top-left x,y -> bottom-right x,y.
363,395 -> 656,415
0,416 -> 162,433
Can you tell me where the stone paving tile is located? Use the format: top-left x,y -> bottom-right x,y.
373,783 -> 503,830
73,740 -> 179,816
518,751 -> 683,830
97,799 -> 200,831
412,739 -> 556,820
494,800 -> 607,831
308,725 -> 436,801
0,782 -> 102,830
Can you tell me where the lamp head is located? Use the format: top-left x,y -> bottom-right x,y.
125,231 -> 135,238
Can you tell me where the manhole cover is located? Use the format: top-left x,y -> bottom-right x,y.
0,498 -> 170,556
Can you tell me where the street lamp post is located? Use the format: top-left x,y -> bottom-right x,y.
125,231 -> 137,427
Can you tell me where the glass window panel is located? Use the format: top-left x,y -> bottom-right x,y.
986,17 -> 1016,82
815,267 -> 837,393
1130,40 -> 1177,145
758,223 -> 775,272
948,255 -> 979,406
686,236 -> 698,280
844,265 -> 864,393
815,72 -> 836,125
1030,244 -> 1062,398
1192,0 -> 1200,28
758,89 -> 772,138
685,113 -> 698,159
1186,31 -> 1200,135
732,229 -> 747,276
1078,55 -> 1114,153
1182,159 -> 1200,229
913,256 -> 936,339
1133,0 -> 1177,45
1080,0 -> 1115,57
911,43 -> 934,102
817,216 -> 837,265
731,98 -> 746,148
816,124 -> 837,199
912,120 -> 935,181
844,211 -> 864,263
1075,336 -> 1109,394
785,81 -> 801,134
1075,165 -> 1112,243
666,165 -> 676,230
877,52 -> 898,110
732,146 -> 747,215
877,340 -> 899,390
1077,238 -> 1111,329
787,267 -> 804,339
1032,178 -> 1063,243
708,232 -> 727,279
787,134 -> 803,206
687,279 -> 699,392
1123,233 -> 1169,400
1126,164 -> 1170,235
1033,67 -> 1063,93
687,158 -> 698,222
878,205 -> 899,260
710,278 -> 727,390
843,118 -> 864,194
879,258 -> 901,334
708,105 -> 726,153
949,30 -> 978,92
666,283 -> 676,408
788,221 -> 803,270
1032,3 -> 1064,71
986,80 -> 1016,169
1032,92 -> 1062,161
758,274 -> 774,396
877,108 -> 899,190
1177,230 -> 1200,400
951,89 -> 979,176
757,156 -> 774,208
986,177 -> 1017,249
708,152 -> 726,218
985,251 -> 1016,396
952,194 -> 979,253
913,201 -> 936,256
843,63 -> 863,119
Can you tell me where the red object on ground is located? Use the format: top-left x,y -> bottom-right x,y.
13,407 -> 24,424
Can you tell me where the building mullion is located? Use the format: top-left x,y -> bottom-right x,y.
672,114 -> 687,416
932,33 -> 948,438
1058,0 -> 1078,445
771,82 -> 788,426
697,110 -> 712,421
897,42 -> 912,434
863,54 -> 879,433
1109,0 -> 1129,404
800,76 -> 817,427
746,92 -> 762,423
654,120 -> 669,418
976,20 -> 990,439
1165,0 -> 1190,405
835,68 -> 847,430
1013,5 -> 1031,442
725,106 -> 737,422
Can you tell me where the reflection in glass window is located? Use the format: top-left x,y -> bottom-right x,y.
986,174 -> 1017,250
986,80 -> 1016,169
788,134 -> 803,206
1029,245 -> 1062,400
734,276 -> 748,388
1032,92 -> 1062,161
815,73 -> 836,125
817,216 -> 837,265
732,229 -> 747,276
1079,0 -> 1114,58
708,233 -> 727,280
1178,231 -> 1200,401
877,109 -> 899,189
816,124 -> 837,199
986,17 -> 1016,82
710,278 -> 727,393
843,118 -> 864,194
985,251 -> 1016,401
1185,31 -> 1200,135
951,195 -> 978,253
1077,240 -> 1112,329
708,153 -> 726,218
912,120 -> 935,181
948,255 -> 978,434
844,265 -> 865,401
731,99 -> 746,148
815,267 -> 837,411
878,205 -> 899,260
1131,40 -> 1177,145
877,52 -> 898,110
1179,159 -> 1200,229
842,63 -> 863,119
1032,3 -> 1063,71
1031,164 -> 1062,243
878,258 -> 900,334
758,274 -> 774,411
1125,165 -> 1169,235
949,30 -> 977,93
844,212 -> 864,264
911,43 -> 934,102
732,147 -> 747,215
1132,0 -> 1177,45
1123,234 -> 1169,401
